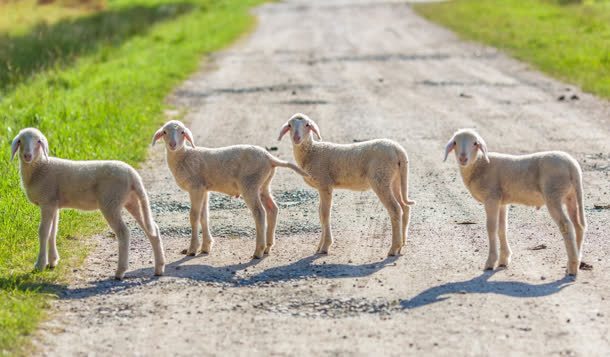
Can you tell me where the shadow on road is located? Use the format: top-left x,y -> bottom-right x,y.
57,258 -> 573,302
240,254 -> 399,285
137,254 -> 399,285
59,254 -> 399,299
400,270 -> 574,309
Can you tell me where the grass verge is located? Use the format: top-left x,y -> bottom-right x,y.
413,0 -> 610,98
0,0 -> 265,354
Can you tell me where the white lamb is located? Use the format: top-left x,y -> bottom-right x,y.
152,120 -> 308,259
11,128 -> 165,280
444,128 -> 586,276
278,113 -> 415,256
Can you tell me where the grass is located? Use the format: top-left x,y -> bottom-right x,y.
413,0 -> 610,99
0,0 -> 104,35
0,0 -> 265,354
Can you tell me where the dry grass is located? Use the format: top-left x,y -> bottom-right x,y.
0,0 -> 105,35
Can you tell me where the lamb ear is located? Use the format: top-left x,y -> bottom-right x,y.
476,137 -> 490,163
152,127 -> 165,146
10,134 -> 20,161
443,137 -> 456,162
40,136 -> 49,161
278,122 -> 290,141
307,119 -> 322,140
183,127 -> 195,147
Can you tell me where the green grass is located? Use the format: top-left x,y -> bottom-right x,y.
0,0 -> 264,354
413,0 -> 610,99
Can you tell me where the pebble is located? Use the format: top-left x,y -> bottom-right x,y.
250,297 -> 402,318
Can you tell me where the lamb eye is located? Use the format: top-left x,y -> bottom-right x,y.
163,131 -> 166,134
453,141 -> 456,145
38,140 -> 42,143
306,123 -> 311,127
473,142 -> 478,146
181,131 -> 184,134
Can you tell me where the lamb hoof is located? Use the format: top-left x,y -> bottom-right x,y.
567,261 -> 579,276
264,246 -> 273,255
48,258 -> 60,269
154,265 -> 165,276
484,258 -> 497,271
252,248 -> 265,259
316,242 -> 332,254
181,248 -> 197,256
499,257 -> 511,268
387,246 -> 402,256
114,273 -> 125,281
201,240 -> 214,254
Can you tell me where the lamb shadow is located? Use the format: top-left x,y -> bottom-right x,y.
57,254 -> 262,300
125,253 -> 398,286
129,254 -> 398,286
240,254 -> 399,285
158,254 -> 265,282
58,275 -> 156,300
59,254 -> 399,299
400,270 -> 573,310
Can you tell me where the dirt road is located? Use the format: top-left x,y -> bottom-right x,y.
37,1 -> 610,355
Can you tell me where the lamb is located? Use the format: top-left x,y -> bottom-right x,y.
278,113 -> 415,256
10,128 -> 165,280
152,120 -> 308,259
443,128 -> 586,276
